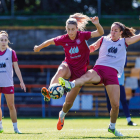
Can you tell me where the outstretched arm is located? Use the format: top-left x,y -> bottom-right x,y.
34,38 -> 55,52
89,37 -> 102,53
13,62 -> 26,92
90,16 -> 104,38
125,34 -> 140,45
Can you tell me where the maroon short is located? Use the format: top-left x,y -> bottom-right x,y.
61,61 -> 88,81
93,65 -> 119,86
0,86 -> 14,94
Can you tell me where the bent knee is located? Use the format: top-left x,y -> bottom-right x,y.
83,70 -> 100,82
111,102 -> 119,110
57,67 -> 70,78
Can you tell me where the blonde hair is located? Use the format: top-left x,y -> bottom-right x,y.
0,30 -> 11,48
113,22 -> 136,38
0,30 -> 8,38
66,13 -> 91,31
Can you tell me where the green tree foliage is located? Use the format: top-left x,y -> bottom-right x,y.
0,0 -> 139,15
101,0 -> 135,15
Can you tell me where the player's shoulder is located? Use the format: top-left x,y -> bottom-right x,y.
78,31 -> 90,35
7,47 -> 14,52
54,34 -> 68,42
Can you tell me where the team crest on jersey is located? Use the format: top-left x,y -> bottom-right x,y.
69,46 -> 79,54
65,43 -> 68,46
0,62 -> 6,68
108,46 -> 118,54
76,39 -> 81,44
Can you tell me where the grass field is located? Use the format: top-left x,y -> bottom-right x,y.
0,117 -> 140,140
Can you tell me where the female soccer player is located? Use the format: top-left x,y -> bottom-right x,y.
0,31 -> 26,134
59,22 -> 140,136
105,70 -> 137,126
34,13 -> 104,130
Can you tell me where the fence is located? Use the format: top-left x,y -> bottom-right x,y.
1,62 -> 140,118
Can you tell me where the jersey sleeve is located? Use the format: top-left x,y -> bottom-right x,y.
82,31 -> 91,40
12,50 -> 18,62
54,35 -> 64,46
100,36 -> 104,46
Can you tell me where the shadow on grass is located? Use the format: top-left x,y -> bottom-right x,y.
3,132 -> 42,134
59,136 -> 140,139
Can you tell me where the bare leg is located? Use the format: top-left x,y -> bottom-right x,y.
4,94 -> 17,123
74,69 -> 101,87
50,63 -> 71,85
57,87 -> 81,130
63,87 -> 81,113
106,85 -> 120,123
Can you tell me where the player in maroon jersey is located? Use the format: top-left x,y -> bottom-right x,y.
34,13 -> 104,130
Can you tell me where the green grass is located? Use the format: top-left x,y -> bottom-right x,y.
0,117 -> 140,140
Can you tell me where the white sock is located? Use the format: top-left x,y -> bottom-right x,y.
70,81 -> 75,88
60,110 -> 67,120
13,122 -> 18,130
0,120 -> 2,128
126,117 -> 131,123
109,122 -> 116,129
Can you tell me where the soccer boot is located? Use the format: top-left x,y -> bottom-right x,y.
41,87 -> 50,102
14,129 -> 22,134
0,127 -> 3,133
108,127 -> 123,136
57,111 -> 65,130
128,121 -> 137,126
58,77 -> 72,92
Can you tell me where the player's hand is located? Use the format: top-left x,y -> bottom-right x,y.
20,82 -> 26,92
34,45 -> 40,52
89,45 -> 95,53
90,16 -> 99,25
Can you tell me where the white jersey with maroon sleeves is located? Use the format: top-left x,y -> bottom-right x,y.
95,36 -> 127,77
0,48 -> 14,87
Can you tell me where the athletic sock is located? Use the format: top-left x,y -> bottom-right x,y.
60,110 -> 67,122
13,122 -> 18,131
0,120 -> 2,128
109,122 -> 116,129
126,117 -> 131,123
70,81 -> 75,88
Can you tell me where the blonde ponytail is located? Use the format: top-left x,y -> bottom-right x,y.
66,13 -> 91,31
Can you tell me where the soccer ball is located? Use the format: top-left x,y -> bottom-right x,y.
48,83 -> 64,99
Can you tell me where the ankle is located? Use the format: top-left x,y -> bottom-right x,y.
109,122 -> 116,129
60,110 -> 67,118
13,122 -> 18,130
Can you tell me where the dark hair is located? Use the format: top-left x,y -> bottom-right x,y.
112,22 -> 136,38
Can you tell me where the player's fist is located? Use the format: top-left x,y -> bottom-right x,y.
89,45 -> 95,53
90,16 -> 99,25
34,45 -> 40,52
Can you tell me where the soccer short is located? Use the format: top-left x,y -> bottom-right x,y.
93,65 -> 119,86
0,86 -> 14,94
61,61 -> 88,81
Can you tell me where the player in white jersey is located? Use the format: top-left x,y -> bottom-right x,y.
0,31 -> 26,134
58,22 -> 140,136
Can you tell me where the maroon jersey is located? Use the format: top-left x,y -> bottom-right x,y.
54,31 -> 91,80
